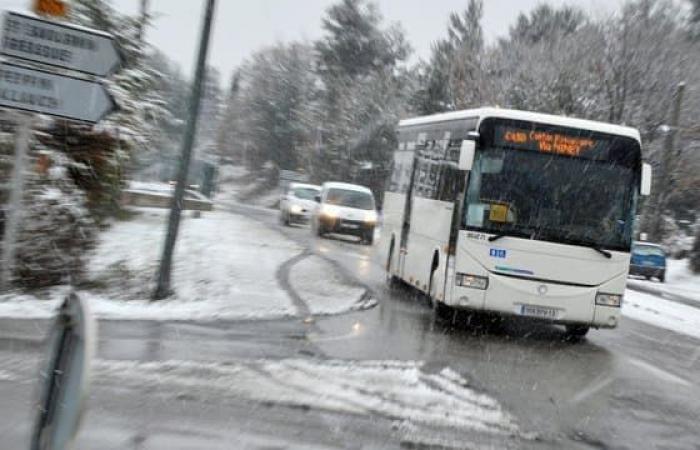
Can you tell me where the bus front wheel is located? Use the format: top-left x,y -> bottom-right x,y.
564,325 -> 590,340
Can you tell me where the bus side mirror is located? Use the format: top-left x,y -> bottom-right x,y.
458,140 -> 476,171
641,163 -> 652,196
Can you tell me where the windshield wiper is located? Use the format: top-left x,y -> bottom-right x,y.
487,229 -> 534,242
585,243 -> 612,259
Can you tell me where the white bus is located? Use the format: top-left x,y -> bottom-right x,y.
382,108 -> 652,337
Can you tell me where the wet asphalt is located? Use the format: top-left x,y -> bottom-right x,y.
1,203 -> 699,449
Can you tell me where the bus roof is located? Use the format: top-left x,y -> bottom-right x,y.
398,107 -> 641,142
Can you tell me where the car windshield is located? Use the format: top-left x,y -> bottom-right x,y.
634,245 -> 665,257
325,188 -> 375,210
292,187 -> 319,200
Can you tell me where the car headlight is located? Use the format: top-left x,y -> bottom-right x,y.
364,211 -> 378,224
320,205 -> 338,219
596,293 -> 622,307
290,204 -> 302,214
456,273 -> 488,290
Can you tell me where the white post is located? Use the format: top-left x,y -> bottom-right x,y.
1,113 -> 33,290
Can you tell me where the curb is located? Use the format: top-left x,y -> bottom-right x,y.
626,282 -> 700,310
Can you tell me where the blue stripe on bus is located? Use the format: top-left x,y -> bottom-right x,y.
495,265 -> 535,276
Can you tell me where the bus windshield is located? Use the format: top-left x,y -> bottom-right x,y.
463,147 -> 638,251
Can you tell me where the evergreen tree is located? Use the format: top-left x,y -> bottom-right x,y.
313,0 -> 410,183
411,0 -> 486,114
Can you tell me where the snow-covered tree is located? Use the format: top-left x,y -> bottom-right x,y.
234,43 -> 318,178
313,0 -> 410,183
410,0 -> 487,114
15,147 -> 97,288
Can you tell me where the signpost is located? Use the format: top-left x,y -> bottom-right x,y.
0,10 -> 120,290
1,11 -> 121,77
31,292 -> 96,450
0,61 -> 116,123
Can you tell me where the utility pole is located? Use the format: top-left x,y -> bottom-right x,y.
0,114 -> 33,290
647,81 -> 685,242
153,0 -> 217,300
136,0 -> 151,44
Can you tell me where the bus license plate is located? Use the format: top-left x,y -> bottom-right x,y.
342,222 -> 360,229
518,304 -> 560,320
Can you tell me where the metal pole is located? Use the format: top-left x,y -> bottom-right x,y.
153,0 -> 217,300
137,0 -> 151,44
1,113 -> 33,290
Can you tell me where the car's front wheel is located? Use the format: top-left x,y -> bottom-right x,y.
361,227 -> 374,245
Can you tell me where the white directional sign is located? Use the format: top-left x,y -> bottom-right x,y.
1,11 -> 121,77
0,61 -> 116,123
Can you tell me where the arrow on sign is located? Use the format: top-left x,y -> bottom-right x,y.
1,11 -> 121,77
0,61 -> 116,123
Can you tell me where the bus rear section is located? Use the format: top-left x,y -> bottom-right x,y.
383,108 -> 651,336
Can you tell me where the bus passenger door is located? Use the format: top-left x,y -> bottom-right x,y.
401,159 -> 456,299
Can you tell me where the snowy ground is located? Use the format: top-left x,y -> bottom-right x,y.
627,258 -> 700,303
0,208 -> 367,321
88,358 -> 520,436
622,258 -> 700,339
290,255 -> 374,315
623,290 -> 700,341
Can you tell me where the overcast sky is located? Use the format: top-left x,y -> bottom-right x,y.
0,0 -> 624,80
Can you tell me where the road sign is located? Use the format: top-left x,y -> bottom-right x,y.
0,61 -> 116,123
1,11 -> 121,77
33,0 -> 68,17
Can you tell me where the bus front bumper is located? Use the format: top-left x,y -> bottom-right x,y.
450,273 -> 621,329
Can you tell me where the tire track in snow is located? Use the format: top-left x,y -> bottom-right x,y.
276,251 -> 314,320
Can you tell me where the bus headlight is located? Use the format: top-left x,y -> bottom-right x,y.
456,273 -> 488,290
290,204 -> 302,214
596,293 -> 622,307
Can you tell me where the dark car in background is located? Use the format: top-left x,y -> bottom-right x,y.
629,242 -> 667,282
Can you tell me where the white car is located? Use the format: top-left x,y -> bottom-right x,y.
311,182 -> 378,245
279,183 -> 321,226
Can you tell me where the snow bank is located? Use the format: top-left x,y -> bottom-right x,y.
0,209 -> 303,321
94,358 -> 519,435
627,259 -> 700,304
623,290 -> 700,340
0,208 -> 374,321
87,209 -> 302,320
290,255 -> 374,315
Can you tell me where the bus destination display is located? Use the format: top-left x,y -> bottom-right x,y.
494,125 -> 608,159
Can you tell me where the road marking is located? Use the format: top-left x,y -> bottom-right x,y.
628,357 -> 691,387
570,374 -> 615,404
